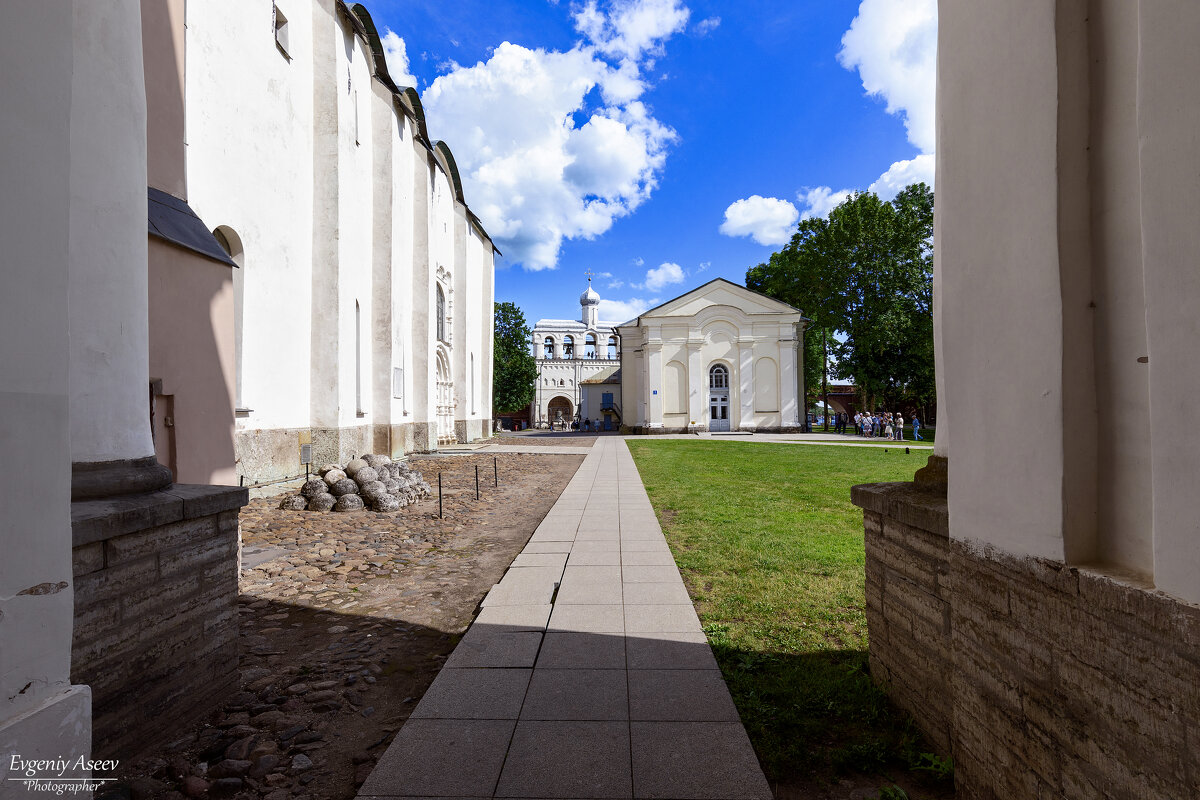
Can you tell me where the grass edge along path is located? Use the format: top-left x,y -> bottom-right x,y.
626,440 -> 954,797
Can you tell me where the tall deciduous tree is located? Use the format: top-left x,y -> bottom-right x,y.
492,302 -> 539,415
747,183 -> 934,414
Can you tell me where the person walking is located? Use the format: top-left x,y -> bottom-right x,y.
884,413 -> 894,440
894,412 -> 904,441
912,416 -> 923,440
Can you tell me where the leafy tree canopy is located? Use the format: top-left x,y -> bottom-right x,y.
492,302 -> 539,415
746,183 -> 934,411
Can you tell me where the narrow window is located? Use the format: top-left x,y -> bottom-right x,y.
437,285 -> 447,342
607,336 -> 618,359
562,335 -> 574,359
585,333 -> 597,359
544,336 -> 555,358
355,300 -> 363,414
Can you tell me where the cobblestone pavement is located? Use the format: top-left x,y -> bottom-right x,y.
104,450 -> 586,800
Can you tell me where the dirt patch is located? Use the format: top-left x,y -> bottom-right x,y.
102,451 -> 584,800
492,431 -> 607,446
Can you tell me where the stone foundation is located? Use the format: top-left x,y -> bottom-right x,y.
852,481 -> 1200,799
71,484 -> 247,760
235,425 -> 308,485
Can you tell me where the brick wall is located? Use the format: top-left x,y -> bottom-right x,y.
71,484 -> 247,760
853,481 -> 1200,799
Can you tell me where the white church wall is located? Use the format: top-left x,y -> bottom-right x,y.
939,0 -> 1200,602
389,114 -> 416,434
333,18 -> 375,443
452,205 -> 469,437
69,0 -> 156,466
939,1 -> 1066,563
470,224 -> 496,430
1139,3 -> 1200,603
184,1 -> 494,472
187,0 -> 316,433
368,80 -> 398,452
0,0 -> 92,766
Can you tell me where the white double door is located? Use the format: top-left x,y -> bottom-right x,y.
709,390 -> 730,432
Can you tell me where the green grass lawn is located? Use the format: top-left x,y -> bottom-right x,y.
627,440 -> 951,791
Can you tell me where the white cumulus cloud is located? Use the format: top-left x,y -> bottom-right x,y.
790,0 -> 936,221
636,261 -> 685,291
573,0 -> 691,64
838,0 -> 936,153
598,296 -> 656,323
380,29 -> 419,89
694,16 -> 721,36
867,152 -> 934,197
719,195 -> 799,246
421,0 -> 690,270
797,186 -> 853,221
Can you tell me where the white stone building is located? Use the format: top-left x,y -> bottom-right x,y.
530,281 -> 623,427
185,0 -> 496,481
618,279 -> 805,433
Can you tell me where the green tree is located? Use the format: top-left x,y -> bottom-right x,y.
492,302 -> 539,415
746,183 -> 934,415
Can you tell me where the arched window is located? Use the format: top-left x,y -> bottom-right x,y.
709,363 -> 729,389
607,336 -> 618,359
562,335 -> 575,358
436,285 -> 447,342
585,333 -> 597,359
214,226 -> 246,410
544,336 -> 556,359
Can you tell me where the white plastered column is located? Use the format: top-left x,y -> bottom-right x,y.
645,340 -> 664,429
737,340 -> 754,430
779,327 -> 800,427
68,0 -> 170,498
687,341 -> 703,426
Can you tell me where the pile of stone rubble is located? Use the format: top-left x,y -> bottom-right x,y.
278,454 -> 432,513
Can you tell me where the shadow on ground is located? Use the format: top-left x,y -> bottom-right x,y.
707,642 -> 956,800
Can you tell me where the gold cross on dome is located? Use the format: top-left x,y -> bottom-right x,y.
584,268 -> 594,283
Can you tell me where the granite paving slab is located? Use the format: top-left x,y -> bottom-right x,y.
356,437 -> 769,800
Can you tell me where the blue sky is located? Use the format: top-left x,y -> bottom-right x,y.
365,0 -> 935,326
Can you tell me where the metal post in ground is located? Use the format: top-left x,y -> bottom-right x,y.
438,472 -> 443,519
475,465 -> 480,500
494,456 -> 498,487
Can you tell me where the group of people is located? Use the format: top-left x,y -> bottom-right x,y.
830,410 -> 923,440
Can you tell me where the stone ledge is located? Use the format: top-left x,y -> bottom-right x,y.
72,484 -> 248,548
851,481 -> 948,538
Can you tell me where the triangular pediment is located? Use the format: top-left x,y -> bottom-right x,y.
637,278 -> 800,320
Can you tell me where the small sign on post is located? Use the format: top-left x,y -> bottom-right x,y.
300,443 -> 312,480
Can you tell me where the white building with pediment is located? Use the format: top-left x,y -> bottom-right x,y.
617,279 -> 805,433
530,280 -> 623,428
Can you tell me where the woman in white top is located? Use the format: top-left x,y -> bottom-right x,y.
884,414 -> 894,440
894,413 -> 904,441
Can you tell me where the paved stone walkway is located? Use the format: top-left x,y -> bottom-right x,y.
357,437 -> 772,799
